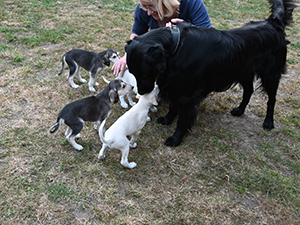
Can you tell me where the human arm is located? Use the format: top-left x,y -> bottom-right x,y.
175,0 -> 212,28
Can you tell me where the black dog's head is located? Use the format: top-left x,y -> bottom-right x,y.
125,28 -> 173,95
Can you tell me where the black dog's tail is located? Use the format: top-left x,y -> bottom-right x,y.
57,55 -> 66,76
268,0 -> 297,26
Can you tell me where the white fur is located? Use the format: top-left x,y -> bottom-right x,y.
98,85 -> 159,169
102,64 -> 158,121
49,80 -> 133,151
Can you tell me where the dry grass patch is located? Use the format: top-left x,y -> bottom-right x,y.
0,0 -> 299,224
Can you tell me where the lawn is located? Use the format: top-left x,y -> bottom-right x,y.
0,0 -> 299,224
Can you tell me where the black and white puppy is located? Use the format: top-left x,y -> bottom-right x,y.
49,79 -> 133,150
57,48 -> 119,92
125,0 -> 296,147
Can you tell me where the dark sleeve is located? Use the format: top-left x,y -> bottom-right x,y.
180,0 -> 212,28
132,6 -> 151,35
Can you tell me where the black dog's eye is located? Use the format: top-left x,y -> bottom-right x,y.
122,83 -> 126,88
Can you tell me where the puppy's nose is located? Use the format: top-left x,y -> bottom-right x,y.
131,86 -> 134,90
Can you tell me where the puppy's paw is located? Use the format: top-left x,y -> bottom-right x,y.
71,84 -> 80,89
164,136 -> 181,147
146,116 -> 151,122
122,162 -> 137,169
95,82 -> 99,86
98,151 -> 106,159
130,142 -> 137,148
75,133 -> 81,138
129,101 -> 136,107
89,87 -> 96,92
79,79 -> 87,83
98,154 -> 106,160
75,145 -> 83,151
231,107 -> 245,116
121,102 -> 129,108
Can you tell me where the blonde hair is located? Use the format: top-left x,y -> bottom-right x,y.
151,0 -> 180,20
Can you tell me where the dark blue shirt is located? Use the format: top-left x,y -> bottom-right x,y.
132,0 -> 212,35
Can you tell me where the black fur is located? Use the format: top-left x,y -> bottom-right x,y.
125,0 -> 296,147
49,79 -> 124,137
57,48 -> 119,91
58,48 -> 118,77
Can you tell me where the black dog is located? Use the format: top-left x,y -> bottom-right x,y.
125,0 -> 296,147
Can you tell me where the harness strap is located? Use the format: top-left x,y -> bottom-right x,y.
170,25 -> 180,53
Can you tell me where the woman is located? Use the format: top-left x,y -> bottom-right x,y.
112,0 -> 212,76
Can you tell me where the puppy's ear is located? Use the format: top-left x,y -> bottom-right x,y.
145,45 -> 167,73
109,90 -> 118,103
103,54 -> 110,66
125,40 -> 132,53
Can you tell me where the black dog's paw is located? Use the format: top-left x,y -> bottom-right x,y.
263,119 -> 274,130
231,107 -> 245,117
157,116 -> 172,125
164,136 -> 181,147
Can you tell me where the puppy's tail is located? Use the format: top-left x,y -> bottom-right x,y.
101,76 -> 111,84
49,119 -> 63,134
268,0 -> 297,26
98,118 -> 113,146
57,55 -> 66,76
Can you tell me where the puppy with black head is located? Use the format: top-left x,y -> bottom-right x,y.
57,48 -> 119,92
49,79 -> 133,150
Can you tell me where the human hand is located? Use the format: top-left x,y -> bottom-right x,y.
170,18 -> 184,24
112,55 -> 127,77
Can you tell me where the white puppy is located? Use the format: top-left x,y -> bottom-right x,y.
98,85 -> 159,169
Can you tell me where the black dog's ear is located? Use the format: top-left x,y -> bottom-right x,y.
145,45 -> 167,73
109,90 -> 118,103
125,40 -> 132,52
126,39 -> 132,45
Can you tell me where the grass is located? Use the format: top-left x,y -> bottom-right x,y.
0,0 -> 300,224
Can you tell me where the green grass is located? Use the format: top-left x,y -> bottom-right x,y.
0,0 -> 299,224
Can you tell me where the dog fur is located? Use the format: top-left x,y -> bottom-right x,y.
102,62 -> 158,121
102,71 -> 138,109
125,0 -> 296,147
98,84 -> 159,169
49,79 -> 133,150
57,48 -> 119,92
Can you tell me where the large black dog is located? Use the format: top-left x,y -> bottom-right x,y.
125,0 -> 296,147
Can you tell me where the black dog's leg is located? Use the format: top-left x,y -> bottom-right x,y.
262,73 -> 280,130
157,102 -> 179,125
165,100 -> 197,147
231,78 -> 254,116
